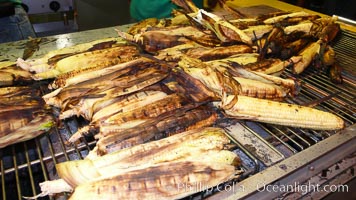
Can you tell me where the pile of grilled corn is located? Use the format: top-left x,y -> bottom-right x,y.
1,0 -> 348,199
31,127 -> 242,199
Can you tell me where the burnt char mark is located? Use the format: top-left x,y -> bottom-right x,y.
115,129 -> 208,163
97,186 -> 101,195
141,82 -> 175,95
118,162 -> 216,181
219,25 -> 242,42
243,59 -> 277,71
47,53 -> 75,65
117,137 -> 181,162
111,185 -> 117,193
143,33 -> 184,53
100,105 -> 215,154
0,108 -> 40,137
87,41 -> 117,51
183,45 -> 252,62
172,70 -> 217,103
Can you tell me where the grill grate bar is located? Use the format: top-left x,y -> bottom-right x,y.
24,142 -> 37,198
220,126 -> 261,173
332,30 -> 356,73
0,138 -> 96,176
62,121 -> 86,160
270,126 -> 305,152
300,85 -> 355,124
11,146 -> 21,200
284,127 -> 312,147
298,129 -> 319,144
1,159 -> 5,200
45,135 -> 58,167
304,75 -> 355,106
226,122 -> 284,168
54,127 -> 71,162
34,138 -> 50,198
254,124 -> 298,154
239,122 -> 286,159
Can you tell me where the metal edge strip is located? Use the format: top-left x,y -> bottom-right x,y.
207,124 -> 356,200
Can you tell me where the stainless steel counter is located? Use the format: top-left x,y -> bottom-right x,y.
0,24 -> 130,62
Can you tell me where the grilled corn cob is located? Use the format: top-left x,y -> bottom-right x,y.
194,9 -> 252,45
68,160 -> 239,200
31,45 -> 139,80
95,105 -> 218,155
50,58 -> 147,89
0,113 -> 54,148
0,63 -> 33,86
67,90 -> 168,142
57,127 -> 231,187
206,53 -> 259,68
0,85 -> 55,148
17,37 -> 125,72
292,39 -> 323,74
179,56 -> 344,130
263,11 -> 313,24
220,95 -> 344,130
233,77 -> 287,100
43,63 -> 168,109
38,149 -> 239,199
91,93 -> 186,138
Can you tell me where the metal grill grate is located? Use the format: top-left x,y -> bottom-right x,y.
0,30 -> 355,200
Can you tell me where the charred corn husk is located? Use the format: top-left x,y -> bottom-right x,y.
0,108 -> 39,137
179,56 -> 292,100
194,9 -> 252,45
233,77 -> 287,100
0,61 -> 16,69
292,39 -> 323,74
242,25 -> 274,40
178,56 -> 241,98
0,63 -> 33,86
43,62 -> 168,109
30,45 -> 139,80
157,43 -> 254,62
117,26 -> 211,53
179,56 -> 344,130
101,93 -> 187,125
0,85 -> 55,148
94,105 -> 218,155
0,85 -> 40,98
206,53 -> 259,68
171,0 -> 200,13
40,149 -> 239,200
68,160 -> 239,200
91,90 -> 168,123
17,37 -> 125,72
263,11 -> 313,24
67,90 -> 169,143
220,95 -> 344,130
68,93 -> 187,143
50,58 -> 146,89
240,58 -> 295,76
227,66 -> 300,97
0,113 -> 54,148
57,127 -> 231,187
